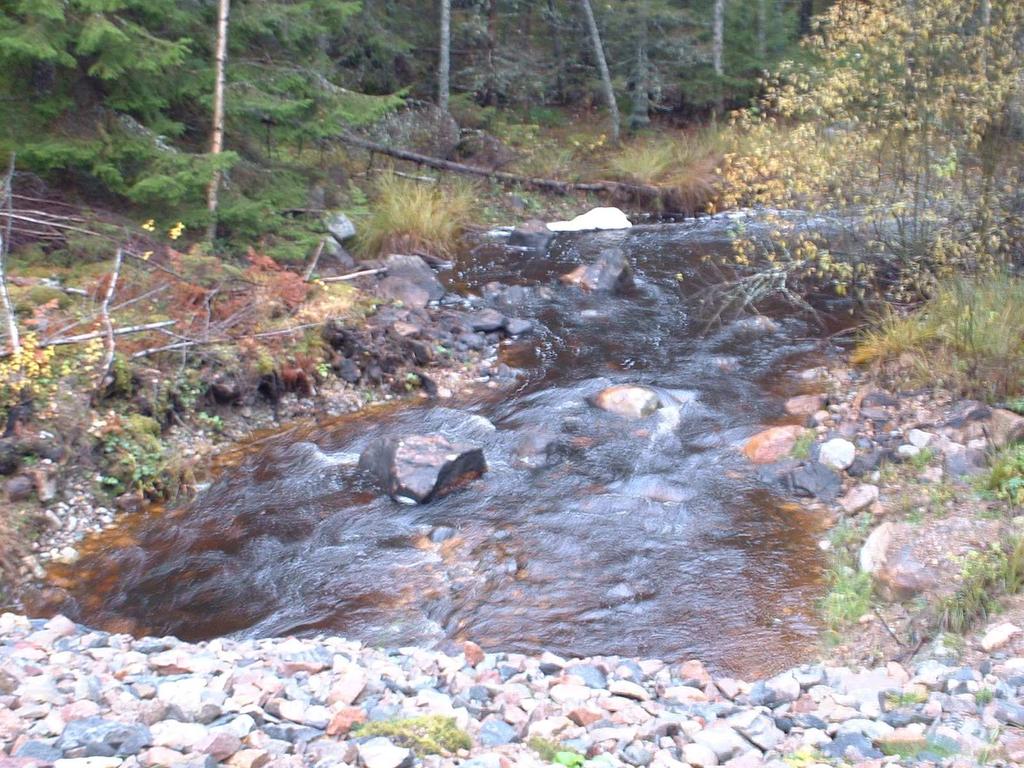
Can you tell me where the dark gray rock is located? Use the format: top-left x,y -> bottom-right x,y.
15,740 -> 63,763
0,439 -> 18,475
560,249 -> 633,293
359,434 -> 487,504
56,717 -> 151,757
509,220 -> 555,252
478,718 -> 517,747
568,664 -> 608,689
785,461 -> 842,502
468,309 -> 507,333
993,700 -> 1024,727
819,733 -> 883,760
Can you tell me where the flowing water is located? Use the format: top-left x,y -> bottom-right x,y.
42,216 -> 840,678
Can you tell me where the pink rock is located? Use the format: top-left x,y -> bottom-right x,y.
743,425 -> 806,464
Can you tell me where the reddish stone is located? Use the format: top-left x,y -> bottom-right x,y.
742,425 -> 805,464
567,707 -> 603,727
326,706 -> 367,737
463,641 -> 485,668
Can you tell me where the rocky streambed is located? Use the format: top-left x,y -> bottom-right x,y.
1,612 -> 1023,768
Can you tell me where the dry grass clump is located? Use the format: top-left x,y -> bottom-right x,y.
605,131 -> 723,213
357,172 -> 476,258
852,275 -> 1024,401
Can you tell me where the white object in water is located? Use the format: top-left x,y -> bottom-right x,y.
547,207 -> 633,232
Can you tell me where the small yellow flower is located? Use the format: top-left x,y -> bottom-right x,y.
142,219 -> 156,232
141,250 -> 153,261
168,222 -> 185,241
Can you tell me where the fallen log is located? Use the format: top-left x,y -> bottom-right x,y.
335,132 -> 661,201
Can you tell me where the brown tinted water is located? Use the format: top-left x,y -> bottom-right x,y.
40,217 -> 841,677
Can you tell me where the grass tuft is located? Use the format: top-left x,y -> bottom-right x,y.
984,444 -> 1024,505
605,131 -> 723,213
353,716 -> 471,756
937,538 -> 1024,634
357,172 -> 476,258
852,275 -> 1024,401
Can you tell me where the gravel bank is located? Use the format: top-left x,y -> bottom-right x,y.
2,614 -> 1023,768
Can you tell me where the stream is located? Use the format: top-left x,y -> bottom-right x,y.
42,216 -> 840,678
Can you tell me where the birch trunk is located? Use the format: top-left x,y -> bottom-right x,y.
438,0 -> 451,112
578,0 -> 620,144
713,0 -> 725,114
206,0 -> 231,244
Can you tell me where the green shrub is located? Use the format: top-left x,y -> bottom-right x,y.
821,565 -> 873,630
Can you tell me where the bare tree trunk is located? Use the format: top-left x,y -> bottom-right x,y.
545,0 -> 566,102
206,0 -> 231,244
578,0 -> 620,144
713,0 -> 725,114
630,11 -> 650,131
0,154 -> 19,354
438,0 -> 451,112
756,0 -> 767,60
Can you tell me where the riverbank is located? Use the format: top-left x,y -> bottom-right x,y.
1,611 -> 1022,768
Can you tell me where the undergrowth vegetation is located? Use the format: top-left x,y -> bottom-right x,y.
605,131 -> 723,213
937,538 -> 1024,634
353,716 -> 471,756
985,445 -> 1024,506
819,518 -> 874,631
852,276 -> 1024,401
357,173 -> 477,257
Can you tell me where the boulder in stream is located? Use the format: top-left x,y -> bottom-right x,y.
509,219 -> 555,251
359,434 -> 487,504
560,249 -> 633,293
590,385 -> 661,419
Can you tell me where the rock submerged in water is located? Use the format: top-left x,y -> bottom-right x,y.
358,434 -> 487,504
743,425 -> 805,464
560,249 -> 633,293
590,385 -> 661,419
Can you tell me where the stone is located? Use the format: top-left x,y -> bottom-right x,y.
382,255 -> 445,301
839,484 -> 879,514
194,732 -> 241,762
784,394 -> 826,418
608,680 -> 649,701
907,429 -> 933,449
478,719 -> 516,747
150,721 -> 208,751
358,434 -> 487,503
226,749 -> 270,768
378,276 -> 431,310
547,207 -> 632,232
591,385 -> 661,419
504,318 -> 533,337
980,622 -> 1021,651
785,461 -> 842,502
54,760 -> 124,768
743,426 -> 805,464
5,474 -> 33,502
693,727 -> 754,762
748,672 -> 800,707
990,408 -> 1024,449
468,309 -> 506,333
508,220 -> 555,251
819,438 -> 856,471
560,249 -> 634,293
859,521 -> 894,575
325,212 -> 357,242
992,700 -> 1024,727
55,718 -> 151,758
727,710 -> 783,751
357,738 -> 412,768
681,743 -> 719,768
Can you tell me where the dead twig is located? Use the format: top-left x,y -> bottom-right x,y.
43,320 -> 176,348
302,239 -> 326,282
131,322 -> 322,359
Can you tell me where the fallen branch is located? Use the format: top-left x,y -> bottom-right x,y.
335,131 -> 659,199
317,267 -> 387,283
302,238 -> 326,282
96,247 -> 123,388
130,322 -> 321,359
44,320 -> 176,348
